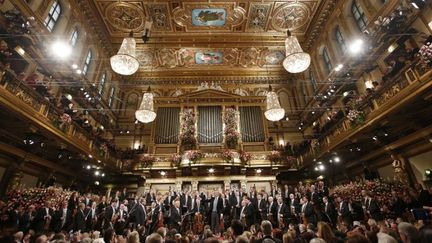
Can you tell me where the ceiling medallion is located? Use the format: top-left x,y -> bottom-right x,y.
271,2 -> 310,32
105,2 -> 145,31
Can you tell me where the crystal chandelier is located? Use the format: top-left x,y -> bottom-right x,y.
283,30 -> 311,73
264,86 -> 285,122
135,87 -> 156,123
110,32 -> 139,75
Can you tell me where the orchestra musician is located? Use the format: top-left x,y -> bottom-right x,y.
206,191 -> 223,233
85,201 -> 98,231
276,196 -> 289,228
337,196 -> 353,227
267,196 -> 277,226
114,204 -> 128,235
229,190 -> 242,220
73,203 -> 86,232
170,199 -> 182,232
104,200 -> 117,229
300,195 -> 316,225
136,199 -> 147,228
322,196 -> 337,226
34,200 -> 53,233
240,197 -> 254,230
257,193 -> 267,221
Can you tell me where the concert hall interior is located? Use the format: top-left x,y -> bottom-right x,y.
0,0 -> 432,242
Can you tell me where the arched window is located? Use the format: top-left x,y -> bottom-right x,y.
108,87 -> 116,107
70,28 -> 79,47
309,69 -> 318,92
44,1 -> 61,32
335,26 -> 347,54
322,47 -> 332,73
82,50 -> 92,76
351,0 -> 368,31
98,72 -> 106,95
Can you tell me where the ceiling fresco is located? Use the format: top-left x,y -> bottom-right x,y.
82,0 -> 334,82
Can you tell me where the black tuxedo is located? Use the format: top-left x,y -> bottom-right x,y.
170,207 -> 182,232
85,207 -> 97,231
367,198 -> 382,221
104,205 -> 116,229
51,208 -> 72,232
74,209 -> 87,232
288,198 -> 300,214
181,195 -> 192,213
257,199 -> 267,220
323,202 -> 337,226
34,207 -> 53,233
146,193 -> 156,205
18,211 -> 35,233
308,191 -> 320,204
114,209 -> 128,234
241,203 -> 255,229
149,205 -> 161,233
267,201 -> 277,224
136,203 -> 147,227
339,201 -> 353,226
301,202 -> 316,225
276,203 -> 290,226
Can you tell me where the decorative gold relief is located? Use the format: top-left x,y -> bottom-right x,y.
246,3 -> 272,31
148,3 -> 172,32
271,2 -> 311,32
105,2 -> 146,31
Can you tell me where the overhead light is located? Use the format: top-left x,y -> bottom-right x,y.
387,44 -> 397,53
160,171 -> 166,176
298,126 -> 302,130
317,175 -> 324,180
349,39 -> 364,54
283,30 -> 311,73
365,80 -> 374,89
426,169 -> 431,175
264,86 -> 285,121
101,173 -> 105,177
343,91 -> 349,97
94,171 -> 100,176
15,46 -> 25,55
384,133 -> 389,137
318,164 -> 325,171
110,31 -> 139,75
88,154 -> 93,158
208,168 -> 215,173
334,64 -> 343,72
76,69 -> 82,74
256,169 -> 262,174
51,40 -> 72,60
372,136 -> 378,141
334,157 -> 340,163
135,86 -> 157,123
126,130 -> 130,134
97,160 -> 101,163
95,181 -> 99,185
311,111 -> 315,114
86,165 -> 91,170
279,139 -> 284,146
72,64 -> 78,69
314,166 -> 319,171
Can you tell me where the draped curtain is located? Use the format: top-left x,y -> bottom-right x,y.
239,106 -> 265,142
154,107 -> 180,144
198,106 -> 223,143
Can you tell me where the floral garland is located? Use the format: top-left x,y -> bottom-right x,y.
179,108 -> 197,150
224,108 -> 240,149
239,150 -> 252,165
419,42 -> 432,67
222,149 -> 235,163
139,154 -> 155,168
268,150 -> 282,164
184,150 -> 203,164
169,153 -> 182,167
347,109 -> 365,127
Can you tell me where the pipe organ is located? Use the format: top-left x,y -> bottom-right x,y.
197,106 -> 223,144
239,106 -> 265,142
154,107 -> 180,144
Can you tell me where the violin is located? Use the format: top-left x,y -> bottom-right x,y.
193,213 -> 204,234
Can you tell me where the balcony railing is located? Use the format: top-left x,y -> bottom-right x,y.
0,68 -> 119,167
302,60 -> 432,162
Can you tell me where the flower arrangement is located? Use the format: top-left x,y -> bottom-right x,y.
224,108 -> 240,149
169,153 -> 182,167
347,109 -> 365,127
222,149 -> 236,163
139,154 -> 155,168
268,150 -> 282,164
419,42 -> 432,67
184,150 -> 203,164
239,150 -> 252,165
179,109 -> 197,150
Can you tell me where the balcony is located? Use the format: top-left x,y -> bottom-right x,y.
0,69 -> 119,169
301,60 -> 432,163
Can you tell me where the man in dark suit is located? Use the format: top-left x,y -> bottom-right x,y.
267,196 -> 277,226
256,193 -> 267,222
337,196 -> 353,227
135,199 -> 147,228
170,200 -> 182,232
104,200 -> 117,229
276,196 -> 290,227
181,191 -> 192,214
34,201 -> 53,233
191,196 -> 204,214
301,196 -> 316,225
18,205 -> 36,233
148,202 -> 161,233
230,190 -> 242,220
114,204 -> 128,235
85,201 -> 98,232
240,197 -> 255,230
74,203 -> 87,232
84,193 -> 92,207
206,191 -> 223,233
366,193 -> 382,221
323,196 -> 337,226
270,185 -> 278,198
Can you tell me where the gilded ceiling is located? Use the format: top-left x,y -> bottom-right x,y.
83,0 -> 333,83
